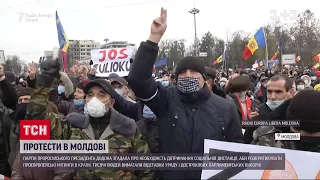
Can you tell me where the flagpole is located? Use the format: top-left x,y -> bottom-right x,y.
263,27 -> 269,68
225,29 -> 229,72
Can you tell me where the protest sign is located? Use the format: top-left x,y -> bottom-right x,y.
0,50 -> 5,64
91,47 -> 133,77
201,139 -> 320,179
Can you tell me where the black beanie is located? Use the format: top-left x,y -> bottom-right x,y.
286,90 -> 320,133
175,56 -> 206,79
17,87 -> 33,98
5,71 -> 16,83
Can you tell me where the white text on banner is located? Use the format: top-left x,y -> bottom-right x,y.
20,140 -> 109,154
91,47 -> 134,77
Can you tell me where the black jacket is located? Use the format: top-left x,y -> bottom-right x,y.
244,103 -> 272,143
212,84 -> 226,98
128,41 -> 244,180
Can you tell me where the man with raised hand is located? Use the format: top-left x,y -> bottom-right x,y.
128,8 -> 243,180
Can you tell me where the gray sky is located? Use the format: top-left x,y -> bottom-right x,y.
0,0 -> 319,63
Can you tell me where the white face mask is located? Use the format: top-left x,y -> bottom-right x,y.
304,80 -> 309,85
85,97 -> 109,117
296,85 -> 305,91
311,76 -> 317,81
266,93 -> 289,110
115,88 -> 125,97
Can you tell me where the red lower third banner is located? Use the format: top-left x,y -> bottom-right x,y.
20,120 -> 51,140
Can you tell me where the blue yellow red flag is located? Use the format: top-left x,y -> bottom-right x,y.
242,27 -> 266,60
56,11 -> 69,70
213,55 -> 222,65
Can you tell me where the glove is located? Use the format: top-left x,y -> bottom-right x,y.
40,59 -> 60,78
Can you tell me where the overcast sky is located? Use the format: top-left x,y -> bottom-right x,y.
0,0 -> 319,63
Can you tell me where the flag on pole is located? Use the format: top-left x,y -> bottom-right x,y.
258,59 -> 265,67
213,51 -> 226,65
56,11 -> 70,71
312,62 -> 320,69
242,27 -> 266,60
271,41 -> 282,60
296,56 -> 301,62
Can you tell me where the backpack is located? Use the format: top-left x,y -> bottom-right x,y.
251,126 -> 296,149
136,118 -> 159,153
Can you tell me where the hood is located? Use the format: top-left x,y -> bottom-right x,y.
301,75 -> 311,86
59,71 -> 74,98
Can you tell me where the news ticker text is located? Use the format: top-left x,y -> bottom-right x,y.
242,120 -> 299,127
21,153 -> 285,170
20,140 -> 109,153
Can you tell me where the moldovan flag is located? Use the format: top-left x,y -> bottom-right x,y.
258,59 -> 265,67
314,54 -> 320,61
56,11 -> 70,71
243,27 -> 266,60
213,55 -> 222,65
213,51 -> 226,65
296,56 -> 301,62
312,62 -> 320,69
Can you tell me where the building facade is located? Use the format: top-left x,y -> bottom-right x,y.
68,40 -> 100,62
100,40 -> 135,49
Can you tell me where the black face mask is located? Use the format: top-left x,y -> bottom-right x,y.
13,103 -> 28,121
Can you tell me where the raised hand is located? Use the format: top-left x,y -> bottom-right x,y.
0,64 -> 4,77
40,59 -> 60,78
0,64 -> 4,81
28,61 -> 36,79
148,7 -> 167,43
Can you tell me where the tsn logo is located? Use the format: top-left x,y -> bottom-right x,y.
20,120 -> 51,140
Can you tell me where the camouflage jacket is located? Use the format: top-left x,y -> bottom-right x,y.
251,126 -> 296,149
69,108 -> 154,180
26,85 -> 70,140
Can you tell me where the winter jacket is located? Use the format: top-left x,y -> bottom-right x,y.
244,103 -> 272,143
112,89 -> 142,121
49,88 -> 84,116
128,41 -> 244,179
66,109 -> 153,179
0,102 -> 13,177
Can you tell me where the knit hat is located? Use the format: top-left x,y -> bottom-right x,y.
175,56 -> 206,79
205,67 -> 216,79
108,73 -> 119,79
17,87 -> 33,98
286,90 -> 320,133
314,84 -> 320,90
4,71 -> 16,83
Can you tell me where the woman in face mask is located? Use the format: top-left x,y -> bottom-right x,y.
295,79 -> 305,92
219,77 -> 227,89
161,75 -> 171,87
301,75 -> 313,90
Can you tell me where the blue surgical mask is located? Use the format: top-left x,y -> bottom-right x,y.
73,99 -> 84,107
58,85 -> 65,95
143,105 -> 156,120
219,82 -> 226,88
84,105 -> 88,115
161,80 -> 169,87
